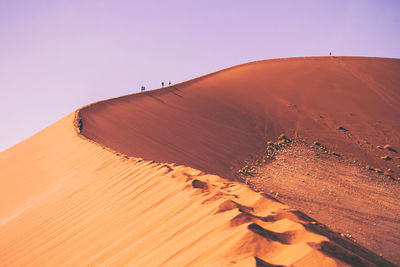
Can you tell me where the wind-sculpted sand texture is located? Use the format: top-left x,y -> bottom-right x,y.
1,56 -> 399,266
0,114 -> 395,266
248,142 -> 400,264
78,56 -> 400,264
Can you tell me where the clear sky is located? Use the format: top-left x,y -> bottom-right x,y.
1,0 -> 399,151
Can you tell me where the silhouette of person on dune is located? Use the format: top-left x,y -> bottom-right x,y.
77,118 -> 83,133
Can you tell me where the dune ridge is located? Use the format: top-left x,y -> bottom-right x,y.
79,56 -> 400,179
1,56 -> 399,266
78,56 -> 400,264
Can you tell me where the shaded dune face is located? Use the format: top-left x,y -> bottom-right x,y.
80,57 -> 400,179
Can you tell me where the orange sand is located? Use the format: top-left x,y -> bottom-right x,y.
1,56 -> 398,266
80,57 -> 400,179
0,113 -> 351,266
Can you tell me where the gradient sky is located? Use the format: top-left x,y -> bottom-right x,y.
1,0 -> 399,151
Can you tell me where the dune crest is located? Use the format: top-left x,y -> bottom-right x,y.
78,56 -> 400,265
1,56 -> 399,266
79,56 -> 400,179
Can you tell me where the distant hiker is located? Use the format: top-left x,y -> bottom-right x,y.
141,86 -> 145,92
162,82 -> 164,87
77,118 -> 83,134
169,81 -> 171,86
329,52 -> 332,56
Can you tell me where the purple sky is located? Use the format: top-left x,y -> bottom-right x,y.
1,0 -> 399,151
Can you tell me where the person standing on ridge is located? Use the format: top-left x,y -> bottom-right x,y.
169,81 -> 171,86
162,82 -> 164,87
329,52 -> 332,56
77,118 -> 83,134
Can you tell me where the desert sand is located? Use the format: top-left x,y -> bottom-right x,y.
79,56 -> 400,265
0,56 -> 399,266
80,57 -> 400,179
0,113 -> 375,266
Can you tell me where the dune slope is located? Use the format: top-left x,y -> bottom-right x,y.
1,56 -> 399,266
1,113 -> 392,266
77,56 -> 400,265
80,57 -> 400,179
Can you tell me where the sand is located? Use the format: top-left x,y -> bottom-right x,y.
249,142 -> 400,264
1,56 -> 399,266
78,56 -> 400,265
0,113 -> 371,266
80,57 -> 400,179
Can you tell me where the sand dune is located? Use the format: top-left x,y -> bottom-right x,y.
80,57 -> 400,179
1,56 -> 399,266
1,113 -> 387,266
78,56 -> 400,265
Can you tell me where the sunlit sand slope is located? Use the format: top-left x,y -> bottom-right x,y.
0,114 -> 393,266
